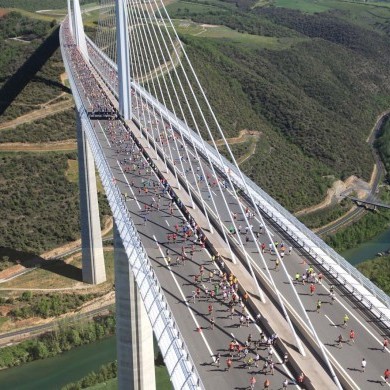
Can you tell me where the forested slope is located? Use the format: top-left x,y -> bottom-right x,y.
165,0 -> 390,210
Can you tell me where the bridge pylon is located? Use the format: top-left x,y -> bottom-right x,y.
73,0 -> 89,60
67,0 -> 73,37
115,0 -> 132,120
76,111 -> 106,284
114,223 -> 156,390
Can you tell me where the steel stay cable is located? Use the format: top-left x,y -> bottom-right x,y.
134,1 -> 219,236
128,1 -> 199,212
127,1 -> 177,179
129,3 -> 175,167
150,2 -> 342,385
99,0 -> 109,55
151,0 -> 308,354
141,1 -> 242,254
148,2 -> 270,305
130,1 -> 212,224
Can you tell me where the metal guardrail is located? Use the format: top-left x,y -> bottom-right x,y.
85,37 -> 390,327
60,20 -> 204,390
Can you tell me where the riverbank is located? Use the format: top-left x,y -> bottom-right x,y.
343,226 -> 390,265
0,336 -> 117,390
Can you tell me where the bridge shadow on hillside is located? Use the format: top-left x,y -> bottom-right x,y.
0,26 -> 70,116
0,246 -> 82,282
39,258 -> 83,281
0,246 -> 42,268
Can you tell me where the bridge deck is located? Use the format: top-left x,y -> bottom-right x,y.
348,196 -> 390,209
62,19 -> 390,390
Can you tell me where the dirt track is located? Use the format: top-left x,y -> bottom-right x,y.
0,140 -> 76,152
0,99 -> 74,131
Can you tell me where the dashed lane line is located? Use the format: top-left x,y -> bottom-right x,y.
155,239 -> 215,360
325,314 -> 336,326
116,161 -> 141,210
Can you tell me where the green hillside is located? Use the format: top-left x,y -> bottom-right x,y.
164,0 -> 390,211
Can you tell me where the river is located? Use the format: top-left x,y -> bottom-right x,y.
342,226 -> 390,265
0,336 -> 116,390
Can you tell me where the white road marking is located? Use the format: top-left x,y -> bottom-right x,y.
117,162 -> 141,210
155,243 -> 215,359
325,314 -> 336,326
97,121 -> 111,147
319,283 -> 390,353
247,256 -> 361,389
380,377 -> 390,387
165,220 -> 170,226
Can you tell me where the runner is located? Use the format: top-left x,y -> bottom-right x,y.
275,258 -> 280,271
250,376 -> 256,389
337,334 -> 343,349
263,378 -> 270,389
383,338 -> 389,352
343,314 -> 349,328
361,358 -> 367,372
316,299 -> 322,313
269,361 -> 275,375
349,329 -> 355,344
226,357 -> 232,371
214,352 -> 221,367
309,283 -> 316,296
329,291 -> 335,305
210,316 -> 215,330
297,372 -> 305,385
384,368 -> 390,384
282,378 -> 289,389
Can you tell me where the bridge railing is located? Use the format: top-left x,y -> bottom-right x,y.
85,36 -> 390,328
60,19 -> 204,390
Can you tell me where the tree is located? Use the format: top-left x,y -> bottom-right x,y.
30,341 -> 49,360
21,291 -> 32,301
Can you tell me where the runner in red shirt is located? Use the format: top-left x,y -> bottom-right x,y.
383,338 -> 389,352
226,358 -> 232,371
309,283 -> 316,296
384,369 -> 390,384
349,329 -> 355,344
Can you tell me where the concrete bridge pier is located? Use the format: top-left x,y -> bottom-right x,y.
76,111 -> 106,284
114,223 -> 156,390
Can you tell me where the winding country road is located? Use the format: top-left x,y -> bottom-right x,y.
316,111 -> 389,236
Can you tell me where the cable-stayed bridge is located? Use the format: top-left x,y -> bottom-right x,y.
60,1 -> 390,389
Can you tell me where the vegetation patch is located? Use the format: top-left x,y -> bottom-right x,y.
157,1 -> 390,210
8,292 -> 101,320
357,255 -> 390,295
61,361 -> 118,390
272,0 -> 333,13
0,152 -> 110,254
0,0 -> 93,12
0,314 -> 115,368
0,108 -> 76,143
298,199 -> 354,229
375,116 -> 390,183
